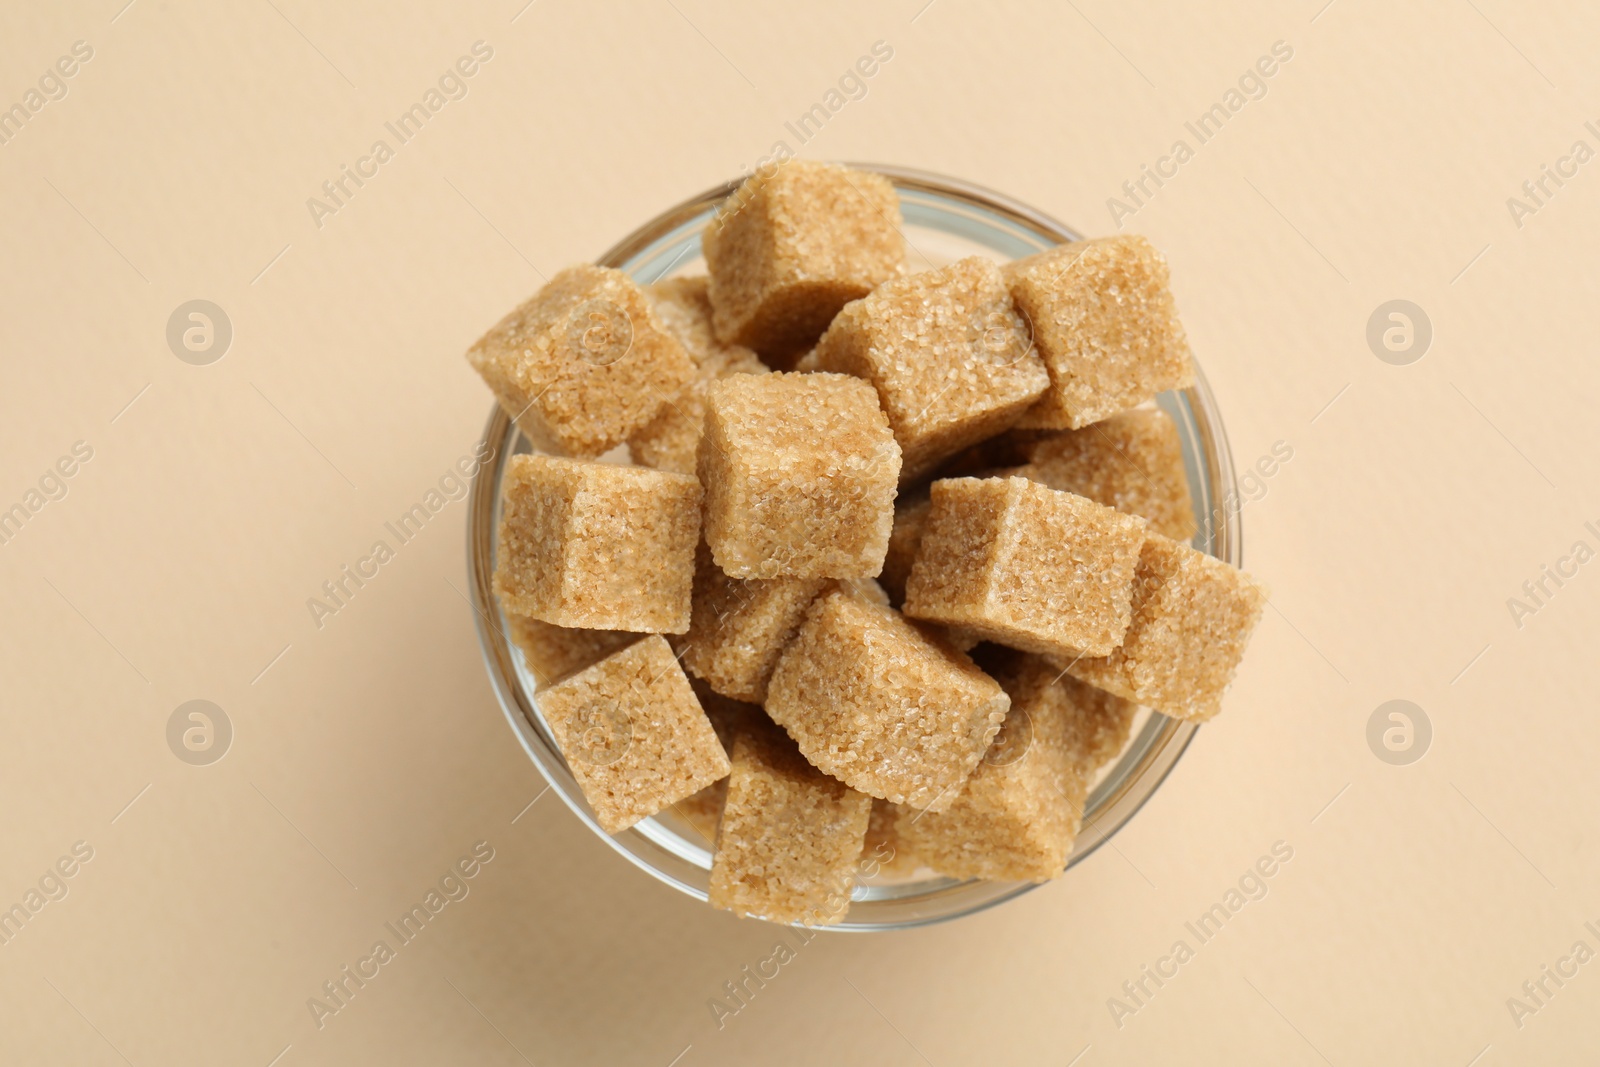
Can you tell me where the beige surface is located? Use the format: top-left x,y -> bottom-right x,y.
2,1 -> 1597,1063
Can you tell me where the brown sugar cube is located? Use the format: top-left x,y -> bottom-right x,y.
702,160 -> 906,364
893,497 -> 1089,657
494,454 -> 700,633
942,626 -> 983,652
507,616 -> 640,689
1061,672 -> 1140,774
974,647 -> 1138,775
816,257 -> 1050,480
879,493 -> 931,606
466,265 -> 695,457
831,576 -> 890,607
903,477 -> 1146,658
539,636 -> 731,833
1060,533 -> 1267,722
680,546 -> 832,704
927,427 -> 1055,480
1014,407 -> 1197,541
674,780 -> 727,846
862,799 -> 920,877
627,278 -> 769,475
640,276 -> 732,360
709,719 -> 872,925
864,798 -> 898,859
672,682 -> 759,844
691,677 -> 759,752
1005,235 -> 1195,430
698,372 -> 901,579
877,493 -> 982,651
765,591 -> 1009,810
894,654 -> 1133,882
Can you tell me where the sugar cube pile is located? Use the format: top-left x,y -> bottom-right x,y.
466,161 -> 1266,925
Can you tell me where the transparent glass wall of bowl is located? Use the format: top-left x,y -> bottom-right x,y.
466,166 -> 1242,931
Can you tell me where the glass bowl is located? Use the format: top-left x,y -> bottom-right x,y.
465,165 -> 1242,931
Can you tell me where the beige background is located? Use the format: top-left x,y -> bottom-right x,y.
3,0 -> 1597,1063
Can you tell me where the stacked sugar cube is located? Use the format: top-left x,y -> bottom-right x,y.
466,160 -> 1266,926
